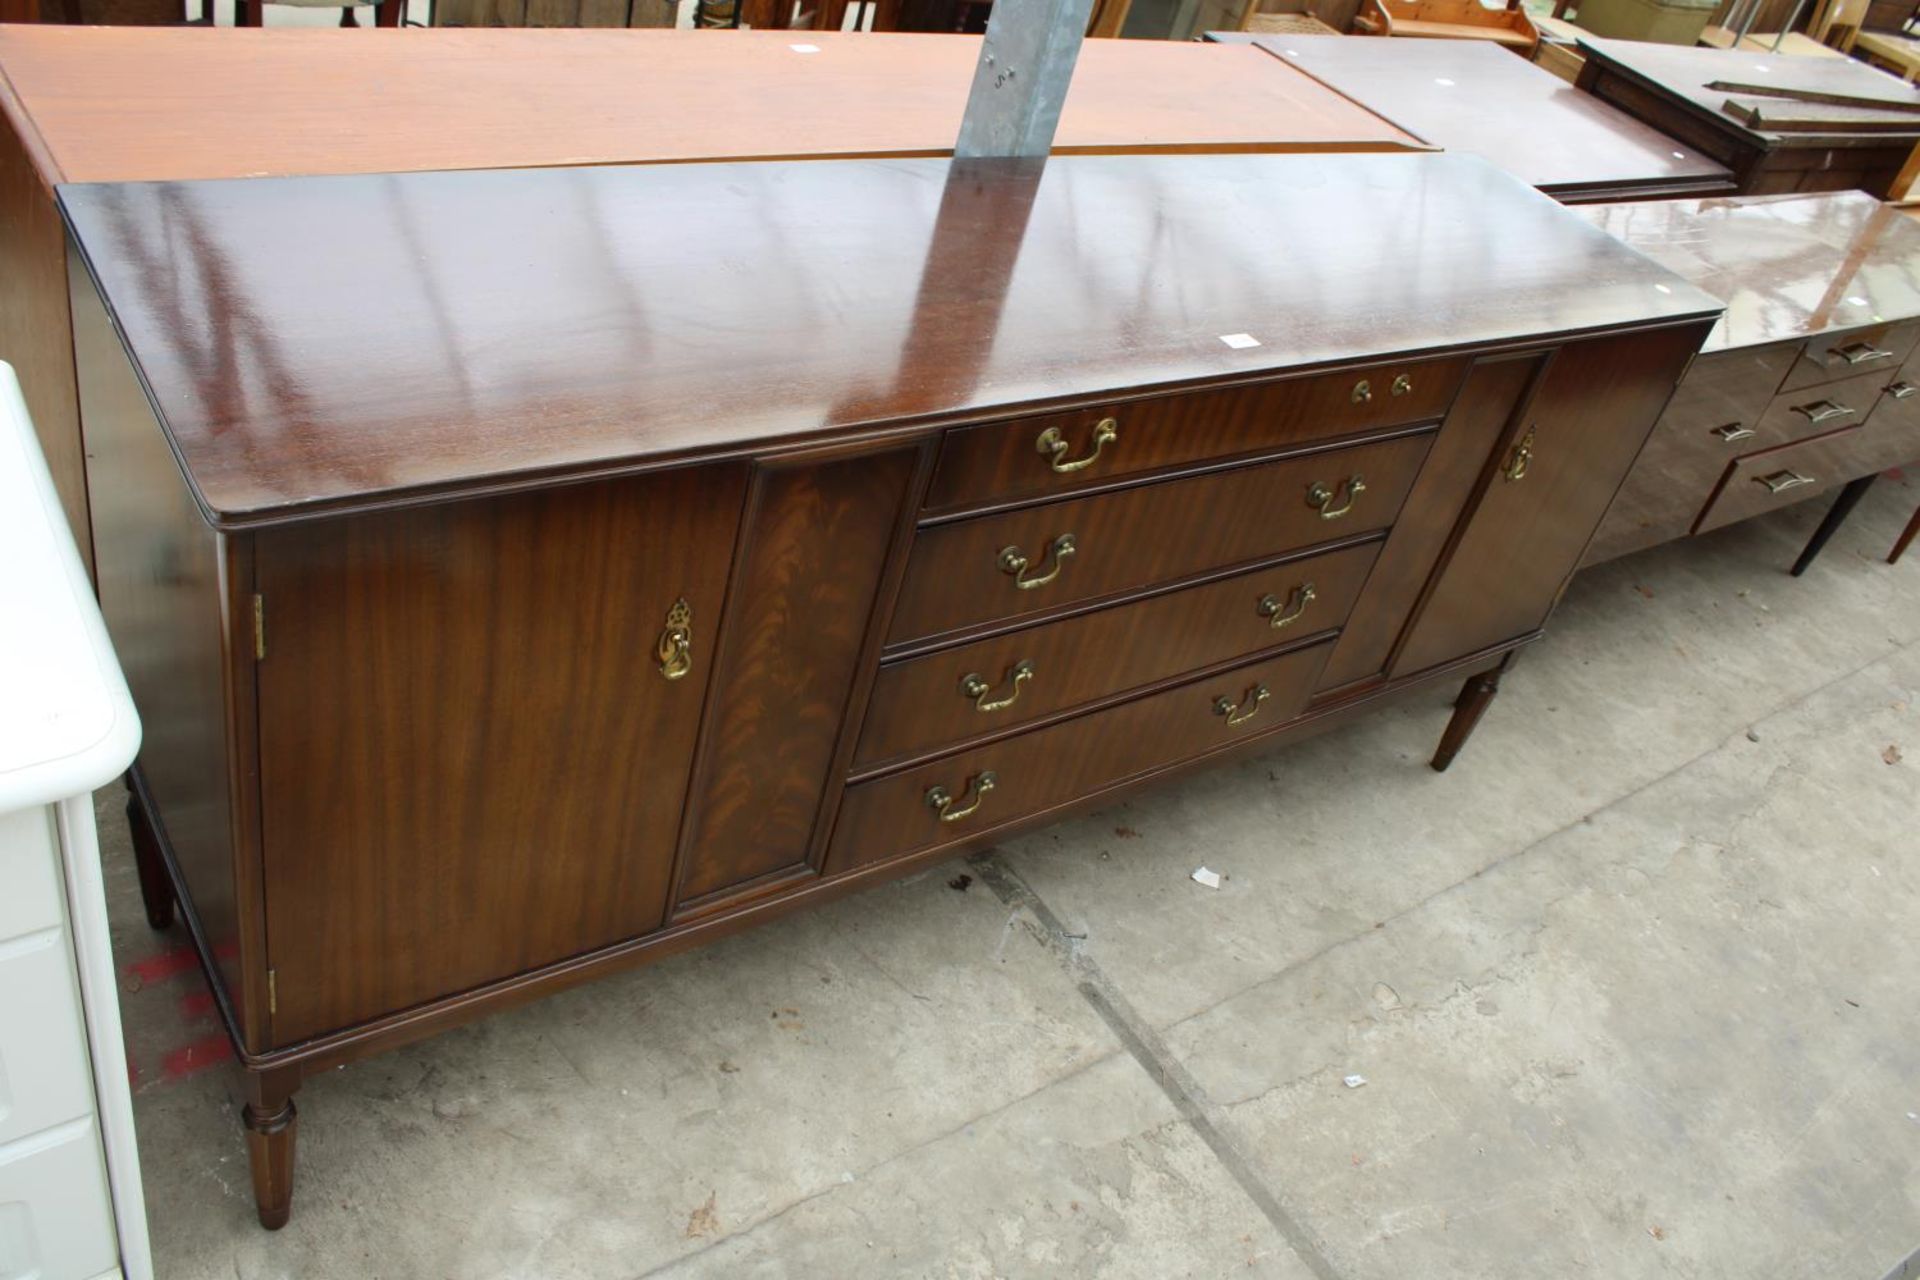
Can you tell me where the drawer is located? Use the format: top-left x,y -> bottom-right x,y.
0,1115 -> 118,1280
0,931 -> 95,1148
0,808 -> 62,945
855,539 -> 1380,770
888,431 -> 1433,646
1746,368 -> 1893,452
831,639 -> 1336,872
1695,429 -> 1861,533
1780,321 -> 1920,393
924,356 -> 1466,514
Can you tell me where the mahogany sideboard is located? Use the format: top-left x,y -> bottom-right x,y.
62,152 -> 1717,1228
1582,191 -> 1920,565
0,26 -> 1419,574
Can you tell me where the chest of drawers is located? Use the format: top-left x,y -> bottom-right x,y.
63,151 -> 1717,1229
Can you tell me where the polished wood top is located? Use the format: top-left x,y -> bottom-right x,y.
1578,37 -> 1920,147
0,27 -> 1420,187
62,153 -> 1719,527
1577,191 -> 1920,352
1248,36 -> 1731,201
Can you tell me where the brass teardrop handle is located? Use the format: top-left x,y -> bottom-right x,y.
1351,379 -> 1372,404
1257,583 -> 1316,631
926,770 -> 996,823
1391,373 -> 1413,397
656,597 -> 693,681
1502,425 -> 1536,482
1214,684 -> 1270,727
1306,475 -> 1366,520
1036,418 -> 1117,474
999,534 -> 1076,590
961,660 -> 1034,713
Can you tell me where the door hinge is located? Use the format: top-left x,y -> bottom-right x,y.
252,593 -> 266,661
267,968 -> 278,1016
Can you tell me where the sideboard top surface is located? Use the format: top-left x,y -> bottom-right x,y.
0,27 -> 1420,187
61,152 -> 1719,527
1577,191 -> 1920,351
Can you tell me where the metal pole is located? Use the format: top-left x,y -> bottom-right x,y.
1770,0 -> 1810,49
953,0 -> 1100,158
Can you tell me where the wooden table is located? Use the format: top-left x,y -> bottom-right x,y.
1244,34 -> 1734,201
1576,36 -> 1920,197
0,27 -> 1423,569
1580,190 -> 1920,563
64,150 -> 1716,1230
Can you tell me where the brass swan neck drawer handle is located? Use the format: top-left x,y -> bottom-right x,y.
1755,469 -> 1816,495
1837,341 -> 1893,365
1214,684 -> 1270,727
1502,424 -> 1536,482
961,660 -> 1034,713
926,770 -> 996,823
1036,418 -> 1117,474
1306,475 -> 1366,519
1257,583 -> 1316,631
1711,422 -> 1756,443
1793,399 -> 1855,425
1891,381 -> 1920,400
656,597 -> 693,681
999,533 -> 1076,590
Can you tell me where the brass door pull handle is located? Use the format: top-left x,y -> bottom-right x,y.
1793,400 -> 1855,425
1711,422 -> 1756,443
1755,469 -> 1816,495
1891,381 -> 1920,400
1836,341 -> 1893,365
656,598 -> 693,681
1214,684 -> 1270,727
999,534 -> 1076,590
1391,373 -> 1413,397
1036,418 -> 1117,474
926,770 -> 996,823
1257,583 -> 1316,631
961,660 -> 1034,713
1307,475 -> 1366,519
1502,424 -> 1537,482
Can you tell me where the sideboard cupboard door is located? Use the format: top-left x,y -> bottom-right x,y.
253,468 -> 747,1046
1392,325 -> 1708,678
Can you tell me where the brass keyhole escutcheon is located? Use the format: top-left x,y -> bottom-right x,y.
926,770 -> 997,823
999,533 -> 1076,590
1502,425 -> 1536,482
656,597 -> 693,681
1257,583 -> 1316,631
961,660 -> 1035,713
1036,418 -> 1118,474
1307,475 -> 1366,520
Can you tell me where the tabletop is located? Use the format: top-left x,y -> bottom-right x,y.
0,27 -> 1422,185
1577,190 -> 1920,351
1247,35 -> 1731,201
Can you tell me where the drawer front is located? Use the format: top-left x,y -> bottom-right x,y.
0,1116 -> 119,1280
0,932 -> 95,1148
855,540 -> 1380,770
1750,368 -> 1893,451
0,809 -> 62,945
1695,429 -> 1862,533
831,640 -> 1335,872
889,431 -> 1433,646
1860,372 -> 1920,471
925,357 -> 1464,515
1780,321 -> 1920,393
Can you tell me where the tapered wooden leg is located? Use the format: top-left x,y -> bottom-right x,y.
1791,473 -> 1876,577
1430,659 -> 1509,773
125,791 -> 175,931
244,1070 -> 300,1230
1891,500 -> 1920,565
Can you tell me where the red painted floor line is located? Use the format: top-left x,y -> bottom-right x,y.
160,1034 -> 234,1080
178,989 -> 218,1020
128,944 -> 199,986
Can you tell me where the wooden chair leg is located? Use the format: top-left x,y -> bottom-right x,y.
1892,500 -> 1920,564
125,790 -> 175,931
244,1068 -> 301,1230
375,0 -> 403,23
1431,656 -> 1511,772
1791,473 -> 1876,576
237,0 -> 264,24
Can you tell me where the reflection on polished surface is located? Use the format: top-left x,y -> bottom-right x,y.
1578,192 -> 1920,351
61,152 -> 1719,523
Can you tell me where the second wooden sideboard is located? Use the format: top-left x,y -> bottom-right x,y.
63,152 -> 1717,1229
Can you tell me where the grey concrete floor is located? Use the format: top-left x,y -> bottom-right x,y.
102,477 -> 1920,1280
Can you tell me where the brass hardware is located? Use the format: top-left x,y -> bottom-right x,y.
1836,341 -> 1893,366
1213,684 -> 1270,727
1306,475 -> 1366,519
251,593 -> 266,661
1755,469 -> 1816,495
926,770 -> 996,823
656,597 -> 694,681
1892,382 -> 1920,400
1257,583 -> 1316,631
1502,424 -> 1537,482
999,534 -> 1076,590
267,968 -> 278,1017
961,660 -> 1035,713
1390,373 -> 1413,397
1036,418 -> 1117,474
1711,423 -> 1756,443
1351,379 -> 1372,404
1792,399 -> 1854,425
